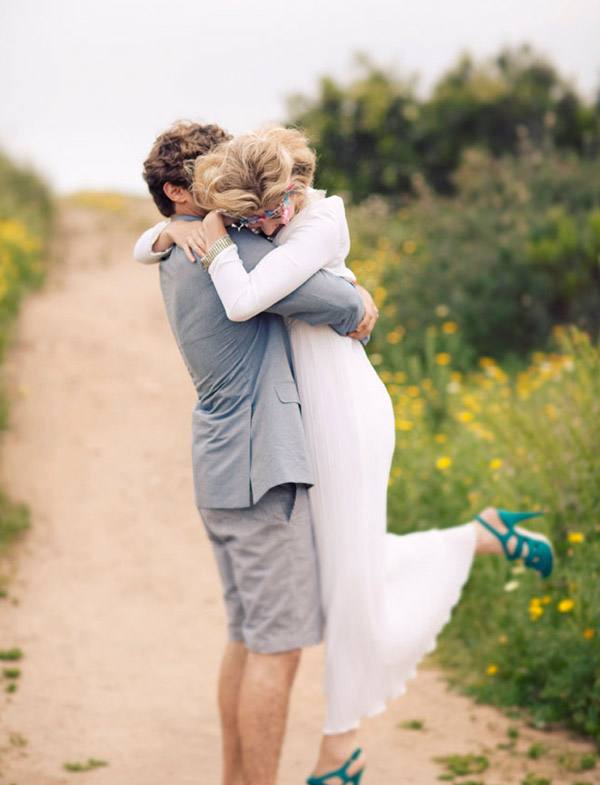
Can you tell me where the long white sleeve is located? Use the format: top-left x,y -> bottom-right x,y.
133,220 -> 171,264
208,197 -> 346,321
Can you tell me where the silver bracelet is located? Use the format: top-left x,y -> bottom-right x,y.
200,235 -> 234,271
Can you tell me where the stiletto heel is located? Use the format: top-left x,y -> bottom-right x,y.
475,508 -> 554,578
307,748 -> 365,785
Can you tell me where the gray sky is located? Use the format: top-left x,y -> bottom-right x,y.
1,0 -> 599,195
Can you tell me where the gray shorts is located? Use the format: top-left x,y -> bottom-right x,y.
199,483 -> 323,654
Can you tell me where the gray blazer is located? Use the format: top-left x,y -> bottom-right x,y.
158,218 -> 364,509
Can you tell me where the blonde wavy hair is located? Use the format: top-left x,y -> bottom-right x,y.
191,126 -> 316,217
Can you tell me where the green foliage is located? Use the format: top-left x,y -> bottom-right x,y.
288,53 -> 421,202
0,152 -> 52,362
0,151 -> 53,238
288,46 -> 600,201
528,743 -> 547,759
434,753 -> 489,776
558,753 -> 598,772
0,483 -> 31,559
63,758 -> 108,773
347,148 -> 600,367
0,648 -> 23,661
0,150 -> 52,556
522,775 -> 551,785
398,718 -> 425,730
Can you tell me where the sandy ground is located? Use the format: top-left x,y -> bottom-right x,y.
0,203 -> 597,785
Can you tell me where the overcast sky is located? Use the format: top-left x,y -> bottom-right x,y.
1,0 -> 599,195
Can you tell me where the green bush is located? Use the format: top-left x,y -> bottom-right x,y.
0,151 -> 52,553
347,148 -> 600,369
288,45 -> 599,201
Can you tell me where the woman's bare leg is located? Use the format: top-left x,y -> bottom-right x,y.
311,730 -> 366,779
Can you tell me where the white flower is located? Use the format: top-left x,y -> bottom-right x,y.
504,580 -> 520,592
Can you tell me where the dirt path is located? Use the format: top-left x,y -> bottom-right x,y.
0,203 -> 596,785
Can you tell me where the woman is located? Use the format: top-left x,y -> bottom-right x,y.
134,127 -> 554,785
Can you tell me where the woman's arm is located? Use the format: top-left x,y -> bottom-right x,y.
133,220 -> 206,264
133,221 -> 171,264
204,197 -> 344,321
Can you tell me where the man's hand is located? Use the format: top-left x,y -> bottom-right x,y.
348,284 -> 379,340
163,221 -> 207,263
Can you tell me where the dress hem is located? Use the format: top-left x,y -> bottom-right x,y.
321,522 -> 478,735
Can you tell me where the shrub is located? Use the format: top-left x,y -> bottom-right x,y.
0,151 -> 52,553
347,148 -> 600,369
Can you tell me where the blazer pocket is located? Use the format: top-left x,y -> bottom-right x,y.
274,381 -> 301,405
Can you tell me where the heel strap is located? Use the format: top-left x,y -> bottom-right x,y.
307,749 -> 363,785
475,514 -> 524,561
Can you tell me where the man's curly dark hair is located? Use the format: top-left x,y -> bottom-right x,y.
143,121 -> 233,216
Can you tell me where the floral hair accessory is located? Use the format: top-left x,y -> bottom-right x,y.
231,184 -> 297,230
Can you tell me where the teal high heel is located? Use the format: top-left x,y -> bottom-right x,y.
307,748 -> 365,785
475,508 -> 554,578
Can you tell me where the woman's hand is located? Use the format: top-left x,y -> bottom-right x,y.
164,220 -> 207,263
202,211 -> 229,250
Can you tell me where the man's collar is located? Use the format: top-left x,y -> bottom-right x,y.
171,214 -> 202,222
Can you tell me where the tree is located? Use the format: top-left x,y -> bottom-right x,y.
287,46 -> 599,202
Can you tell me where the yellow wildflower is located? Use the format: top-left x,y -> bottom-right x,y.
529,597 -> 544,618
489,458 -> 503,471
583,628 -> 595,640
567,532 -> 585,544
461,393 -> 481,412
540,595 -> 552,605
457,411 -> 474,423
468,490 -> 480,506
479,357 -> 496,368
373,286 -> 387,306
442,321 -> 458,334
387,329 -> 404,344
407,385 -> 420,398
486,663 -> 498,676
410,399 -> 424,415
434,433 -> 447,444
498,634 -> 508,645
558,599 -> 575,613
436,456 -> 452,471
436,352 -> 451,366
403,240 -> 417,255
396,420 -> 414,431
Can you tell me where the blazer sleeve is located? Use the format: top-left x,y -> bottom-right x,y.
133,220 -> 171,264
266,269 -> 364,337
207,198 -> 344,321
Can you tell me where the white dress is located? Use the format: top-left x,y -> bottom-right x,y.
134,192 -> 477,734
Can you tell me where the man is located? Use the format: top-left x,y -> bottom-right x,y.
135,121 -> 378,785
